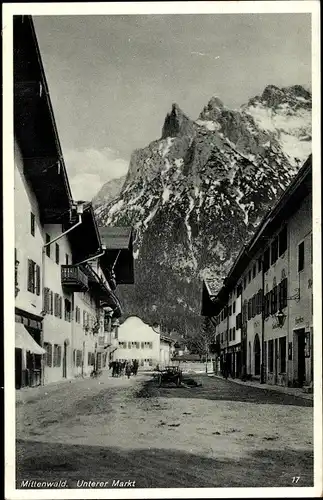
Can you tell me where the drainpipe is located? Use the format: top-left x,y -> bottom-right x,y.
74,246 -> 107,267
40,205 -> 83,384
260,257 -> 265,384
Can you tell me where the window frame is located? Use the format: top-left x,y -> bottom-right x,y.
30,212 -> 35,237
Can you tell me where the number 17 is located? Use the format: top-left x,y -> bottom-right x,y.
292,476 -> 300,484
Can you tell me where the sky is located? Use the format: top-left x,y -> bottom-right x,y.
33,14 -> 311,200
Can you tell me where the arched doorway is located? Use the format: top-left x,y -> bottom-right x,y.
254,334 -> 261,376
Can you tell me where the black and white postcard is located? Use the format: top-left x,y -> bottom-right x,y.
3,1 -> 322,498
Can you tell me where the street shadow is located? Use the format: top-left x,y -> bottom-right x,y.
136,376 -> 313,408
16,439 -> 313,488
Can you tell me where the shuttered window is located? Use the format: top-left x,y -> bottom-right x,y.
55,243 -> 60,265
53,344 -> 62,367
27,259 -> 35,292
44,342 -> 52,367
30,212 -> 35,236
50,291 -> 53,315
35,265 -> 40,295
45,234 -> 51,258
76,350 -> 82,367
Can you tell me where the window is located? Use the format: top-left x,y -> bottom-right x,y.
73,349 -> 76,366
263,248 -> 270,272
243,277 -> 247,289
64,299 -> 72,322
75,306 -> 80,323
30,212 -> 35,236
236,313 -> 242,330
44,342 -> 52,367
279,225 -> 287,256
268,340 -> 274,372
232,301 -> 236,314
271,237 -> 278,265
232,327 -> 236,341
279,337 -> 286,373
298,241 -> 304,272
279,278 -> 288,310
141,342 -> 144,349
45,234 -> 51,257
55,243 -> 60,265
65,254 -> 69,265
128,342 -> 131,349
88,352 -> 94,365
253,264 -> 256,279
229,305 -> 232,316
258,258 -> 262,273
248,270 -> 252,283
53,344 -> 62,367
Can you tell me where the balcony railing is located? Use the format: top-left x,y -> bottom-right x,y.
61,265 -> 88,291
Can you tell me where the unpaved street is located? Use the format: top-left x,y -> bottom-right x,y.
16,372 -> 313,488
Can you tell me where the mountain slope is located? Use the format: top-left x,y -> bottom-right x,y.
92,175 -> 126,208
95,85 -> 311,335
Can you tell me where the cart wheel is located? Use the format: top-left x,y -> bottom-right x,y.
157,374 -> 162,387
176,375 -> 181,387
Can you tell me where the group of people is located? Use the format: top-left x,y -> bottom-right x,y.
109,359 -> 139,378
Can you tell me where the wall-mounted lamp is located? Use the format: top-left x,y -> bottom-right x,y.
275,309 -> 286,328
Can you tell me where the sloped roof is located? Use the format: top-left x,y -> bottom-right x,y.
99,227 -> 133,250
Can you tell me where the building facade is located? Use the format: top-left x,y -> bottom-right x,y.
14,15 -> 133,389
114,316 -> 174,370
202,156 -> 312,388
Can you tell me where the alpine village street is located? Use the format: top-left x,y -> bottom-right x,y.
12,14 -> 316,495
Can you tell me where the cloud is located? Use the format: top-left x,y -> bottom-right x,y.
191,51 -> 220,60
63,147 -> 129,200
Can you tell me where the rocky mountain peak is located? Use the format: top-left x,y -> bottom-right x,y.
247,84 -> 311,110
198,96 -> 225,121
161,103 -> 195,139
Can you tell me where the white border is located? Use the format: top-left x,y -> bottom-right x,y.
3,2 -> 321,499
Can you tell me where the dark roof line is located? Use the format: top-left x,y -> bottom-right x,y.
29,15 -> 73,205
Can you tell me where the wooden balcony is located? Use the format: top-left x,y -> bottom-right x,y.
61,265 -> 88,291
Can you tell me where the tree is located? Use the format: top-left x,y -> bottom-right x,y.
186,317 -> 215,359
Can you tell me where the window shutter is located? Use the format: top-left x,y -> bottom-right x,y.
50,290 -> 53,315
43,287 -> 49,313
27,259 -> 33,292
59,296 -> 62,318
35,265 -> 40,295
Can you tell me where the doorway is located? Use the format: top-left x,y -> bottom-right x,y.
63,342 -> 67,378
297,328 -> 306,387
254,334 -> 261,376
